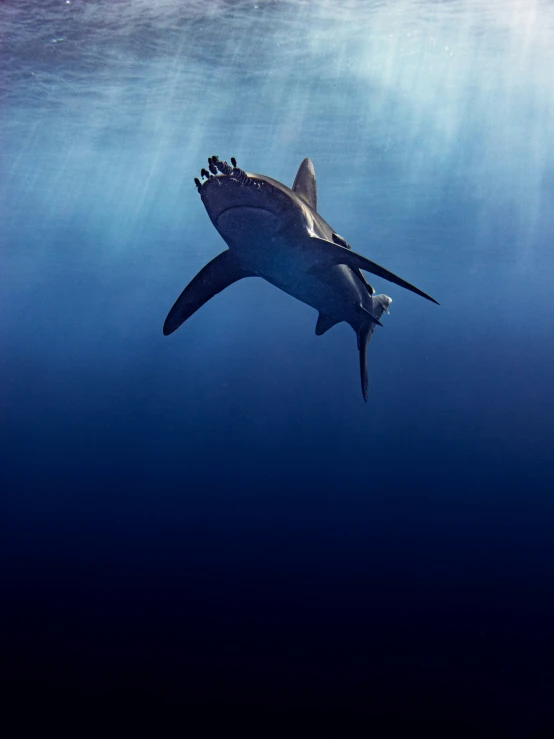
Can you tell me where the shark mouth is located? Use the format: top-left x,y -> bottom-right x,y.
194,156 -> 261,193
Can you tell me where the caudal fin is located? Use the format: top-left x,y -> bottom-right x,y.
358,325 -> 371,402
357,294 -> 392,402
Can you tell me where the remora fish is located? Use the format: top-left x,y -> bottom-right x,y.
163,156 -> 438,401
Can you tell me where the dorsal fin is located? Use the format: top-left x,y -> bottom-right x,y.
292,158 -> 317,211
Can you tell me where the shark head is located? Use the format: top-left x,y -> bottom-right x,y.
195,156 -> 305,248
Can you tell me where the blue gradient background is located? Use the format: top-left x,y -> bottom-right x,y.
1,1 -> 554,734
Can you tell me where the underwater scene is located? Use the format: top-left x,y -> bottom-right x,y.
2,0 -> 554,734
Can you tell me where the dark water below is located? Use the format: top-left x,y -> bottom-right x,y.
2,1 -> 554,734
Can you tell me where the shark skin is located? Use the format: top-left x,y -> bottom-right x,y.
163,156 -> 438,401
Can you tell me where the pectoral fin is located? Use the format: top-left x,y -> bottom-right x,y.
308,235 -> 439,305
163,250 -> 255,336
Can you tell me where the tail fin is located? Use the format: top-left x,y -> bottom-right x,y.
358,324 -> 372,402
357,294 -> 392,402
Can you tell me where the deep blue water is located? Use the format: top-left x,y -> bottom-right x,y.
2,0 -> 554,734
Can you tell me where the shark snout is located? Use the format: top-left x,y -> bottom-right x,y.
195,156 -> 282,236
195,155 -> 264,199
201,178 -> 274,225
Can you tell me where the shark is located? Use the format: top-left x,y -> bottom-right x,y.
163,156 -> 438,401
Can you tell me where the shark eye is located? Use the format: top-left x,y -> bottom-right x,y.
332,233 -> 351,249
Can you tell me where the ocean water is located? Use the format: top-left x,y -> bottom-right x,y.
2,0 -> 554,733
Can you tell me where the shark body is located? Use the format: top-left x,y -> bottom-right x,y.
163,156 -> 438,401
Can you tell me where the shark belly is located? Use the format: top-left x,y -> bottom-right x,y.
216,209 -> 368,326
260,262 -> 366,329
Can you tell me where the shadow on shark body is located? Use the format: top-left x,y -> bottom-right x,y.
163,156 -> 438,401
